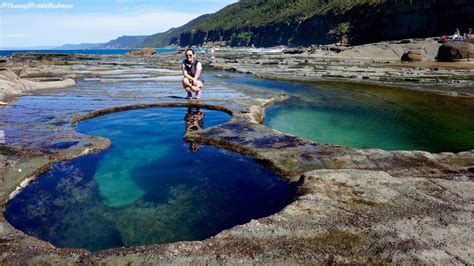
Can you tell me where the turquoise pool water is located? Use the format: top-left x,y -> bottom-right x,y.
5,107 -> 290,251
264,87 -> 474,152
212,73 -> 474,153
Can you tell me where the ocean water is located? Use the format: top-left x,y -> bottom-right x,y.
0,48 -> 177,57
211,72 -> 474,153
5,107 -> 290,251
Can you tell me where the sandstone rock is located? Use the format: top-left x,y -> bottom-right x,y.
125,48 -> 156,56
437,42 -> 474,61
401,50 -> 423,61
0,69 -> 75,101
18,66 -> 72,78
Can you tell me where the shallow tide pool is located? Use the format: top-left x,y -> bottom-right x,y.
5,107 -> 290,251
265,88 -> 474,152
208,72 -> 474,153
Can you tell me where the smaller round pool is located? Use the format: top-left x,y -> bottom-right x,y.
265,88 -> 474,153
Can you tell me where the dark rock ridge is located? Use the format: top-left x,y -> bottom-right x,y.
142,0 -> 474,47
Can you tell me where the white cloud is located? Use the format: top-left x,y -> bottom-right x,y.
0,10 -> 200,48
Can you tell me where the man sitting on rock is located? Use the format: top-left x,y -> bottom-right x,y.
181,49 -> 204,99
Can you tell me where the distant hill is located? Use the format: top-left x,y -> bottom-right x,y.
55,43 -> 104,50
55,35 -> 149,50
138,0 -> 474,47
99,35 -> 149,49
140,14 -> 212,48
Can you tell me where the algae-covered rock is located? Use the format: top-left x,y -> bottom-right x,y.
125,48 -> 156,56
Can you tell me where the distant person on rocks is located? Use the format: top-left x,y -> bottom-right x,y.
210,46 -> 215,59
181,48 -> 203,99
452,28 -> 461,41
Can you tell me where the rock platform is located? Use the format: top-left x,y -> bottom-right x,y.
0,47 -> 473,264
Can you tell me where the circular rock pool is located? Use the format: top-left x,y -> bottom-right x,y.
5,107 -> 290,251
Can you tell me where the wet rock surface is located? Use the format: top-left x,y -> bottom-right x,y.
0,50 -> 473,264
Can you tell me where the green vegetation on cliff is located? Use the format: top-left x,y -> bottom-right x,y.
190,0 -> 376,30
140,0 -> 474,47
141,14 -> 212,48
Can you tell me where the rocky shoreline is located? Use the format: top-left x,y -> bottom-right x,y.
1,37 -> 473,102
0,40 -> 473,264
209,38 -> 474,97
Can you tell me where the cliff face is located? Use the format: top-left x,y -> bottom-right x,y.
144,0 -> 474,47
347,0 -> 474,45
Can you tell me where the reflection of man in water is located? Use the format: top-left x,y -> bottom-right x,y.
184,107 -> 205,152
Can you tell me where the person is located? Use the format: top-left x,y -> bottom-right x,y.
181,48 -> 203,99
452,28 -> 461,41
210,46 -> 215,59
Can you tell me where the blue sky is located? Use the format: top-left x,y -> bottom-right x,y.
0,0 -> 238,48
